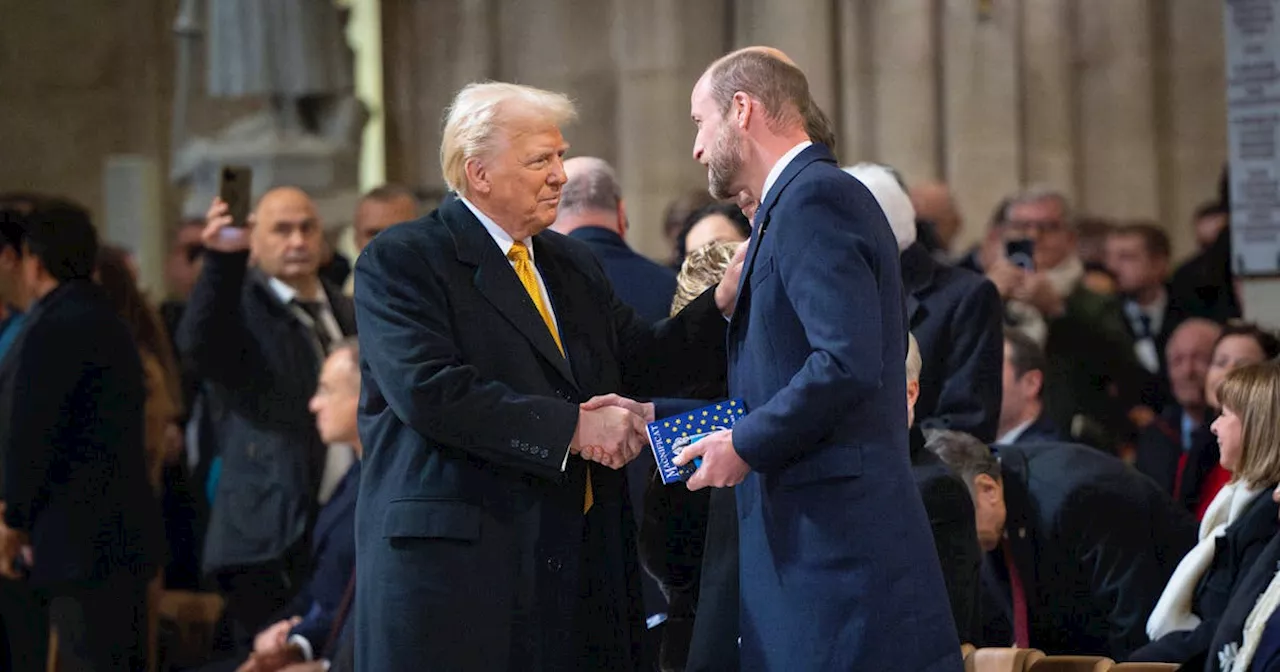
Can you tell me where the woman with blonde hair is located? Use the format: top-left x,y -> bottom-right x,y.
1131,361 -> 1280,666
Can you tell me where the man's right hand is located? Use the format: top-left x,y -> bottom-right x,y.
202,197 -> 252,254
571,405 -> 647,470
253,616 -> 302,655
985,259 -> 1023,300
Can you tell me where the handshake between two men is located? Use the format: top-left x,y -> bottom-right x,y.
571,394 -> 751,490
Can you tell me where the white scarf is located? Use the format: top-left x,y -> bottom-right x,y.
1148,482 -> 1264,640
1228,561 -> 1280,672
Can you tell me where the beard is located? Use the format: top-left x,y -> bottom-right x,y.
706,123 -> 746,200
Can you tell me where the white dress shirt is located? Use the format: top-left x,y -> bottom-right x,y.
996,418 -> 1034,445
759,141 -> 814,212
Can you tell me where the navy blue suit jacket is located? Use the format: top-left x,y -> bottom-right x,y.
288,461 -> 359,654
567,227 -> 676,324
726,144 -> 961,671
901,242 -> 1003,442
352,198 -> 727,671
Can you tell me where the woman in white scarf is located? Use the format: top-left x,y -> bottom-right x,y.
1129,361 -> 1280,667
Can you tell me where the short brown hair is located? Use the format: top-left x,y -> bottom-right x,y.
1218,361 -> 1280,488
1112,221 -> 1171,259
706,48 -> 811,132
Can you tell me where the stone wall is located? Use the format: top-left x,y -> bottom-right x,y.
384,0 -> 1228,261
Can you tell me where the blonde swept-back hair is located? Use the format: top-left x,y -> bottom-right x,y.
671,240 -> 742,316
1218,361 -> 1280,489
440,82 -> 577,195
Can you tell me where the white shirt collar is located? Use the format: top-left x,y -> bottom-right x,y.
759,141 -> 813,209
1043,255 -> 1085,298
268,276 -> 323,305
996,417 -> 1035,445
459,196 -> 536,262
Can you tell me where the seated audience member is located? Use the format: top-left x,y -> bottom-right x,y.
906,334 -> 983,643
987,188 -> 1146,450
996,328 -> 1065,445
1131,361 -> 1280,665
927,431 -> 1196,659
846,162 -> 1002,442
354,184 -> 419,255
1193,201 -> 1230,253
1183,324 -> 1280,520
1135,319 -> 1222,507
210,341 -> 363,672
661,189 -> 718,268
909,180 -> 963,261
675,201 -> 750,264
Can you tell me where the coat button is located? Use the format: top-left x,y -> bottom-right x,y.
539,449 -> 549,458
546,557 -> 562,572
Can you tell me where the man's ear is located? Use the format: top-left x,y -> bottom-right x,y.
1025,369 -> 1044,400
732,91 -> 753,130
464,157 -> 492,196
974,473 -> 1002,504
616,200 -> 629,238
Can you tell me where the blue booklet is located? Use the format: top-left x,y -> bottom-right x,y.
646,399 -> 748,484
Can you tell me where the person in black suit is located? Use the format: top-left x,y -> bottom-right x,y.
1130,361 -> 1280,666
1134,319 -> 1222,509
352,82 -> 737,671
177,187 -> 357,643
552,157 -> 677,325
0,200 -> 163,669
846,162 -> 1003,442
907,334 -> 983,644
550,156 -> 679,660
928,431 -> 1196,659
996,328 -> 1066,445
215,341 -> 364,672
1105,223 -> 1187,411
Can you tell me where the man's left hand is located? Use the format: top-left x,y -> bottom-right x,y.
1014,273 -> 1065,318
0,518 -> 29,580
673,429 -> 750,490
714,240 -> 750,317
579,394 -> 655,424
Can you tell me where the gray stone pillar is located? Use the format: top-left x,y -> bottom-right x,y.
612,0 -> 729,259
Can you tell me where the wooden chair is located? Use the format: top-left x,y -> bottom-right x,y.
1029,655 -> 1115,672
965,647 -> 1047,672
962,643 -> 977,659
1109,664 -> 1180,671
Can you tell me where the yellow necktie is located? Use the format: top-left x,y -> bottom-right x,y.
507,242 -> 592,513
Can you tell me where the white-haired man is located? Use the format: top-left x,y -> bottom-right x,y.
352,82 -> 742,671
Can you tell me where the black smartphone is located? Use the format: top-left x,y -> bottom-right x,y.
218,165 -> 253,227
1005,239 -> 1035,272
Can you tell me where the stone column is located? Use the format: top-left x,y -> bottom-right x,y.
1020,0 -> 1076,198
941,0 -> 1021,254
1164,0 -> 1228,260
836,0 -> 875,163
612,0 -> 730,259
868,0 -> 941,184
499,0 -> 618,165
1075,0 -> 1160,219
733,0 -> 839,120
381,0 -> 498,188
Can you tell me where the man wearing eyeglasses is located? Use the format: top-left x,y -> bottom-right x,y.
984,187 -> 1145,453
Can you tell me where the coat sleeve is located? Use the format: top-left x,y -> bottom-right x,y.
731,179 -> 890,472
175,250 -> 264,392
920,278 -> 1003,443
1062,485 -> 1179,660
3,320 -> 77,532
353,234 -> 580,482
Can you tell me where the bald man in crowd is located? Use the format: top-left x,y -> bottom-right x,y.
177,186 -> 357,646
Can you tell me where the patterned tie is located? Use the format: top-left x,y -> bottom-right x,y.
507,242 -> 592,513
